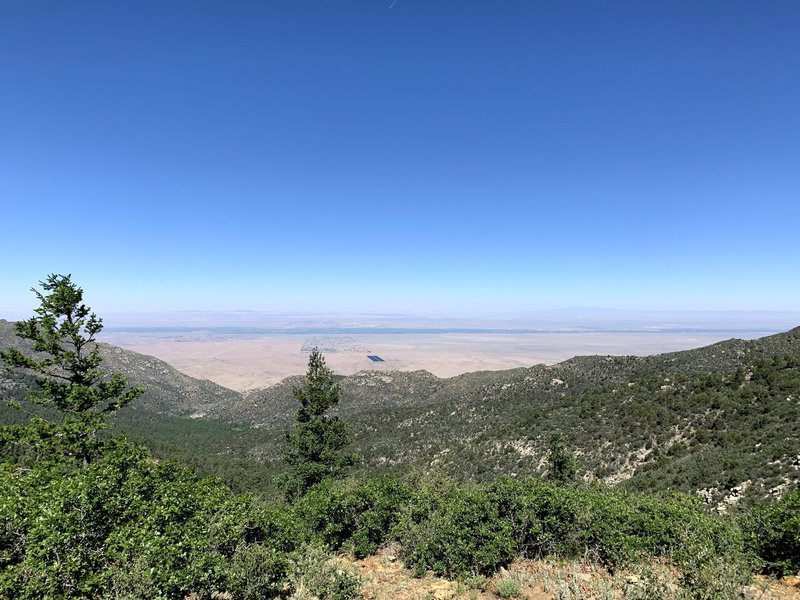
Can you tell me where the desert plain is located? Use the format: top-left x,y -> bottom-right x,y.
99,329 -> 774,392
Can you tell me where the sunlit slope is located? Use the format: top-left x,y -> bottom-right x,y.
3,319 -> 798,501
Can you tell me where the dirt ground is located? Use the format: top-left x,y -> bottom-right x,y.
349,552 -> 800,600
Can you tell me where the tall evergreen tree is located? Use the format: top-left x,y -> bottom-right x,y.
284,349 -> 354,498
0,273 -> 143,463
545,432 -> 578,483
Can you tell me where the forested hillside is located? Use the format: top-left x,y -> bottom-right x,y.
9,324 -> 789,506
2,278 -> 799,599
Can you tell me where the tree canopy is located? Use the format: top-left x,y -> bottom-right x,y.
0,273 -> 143,463
546,432 -> 578,484
284,348 -> 355,498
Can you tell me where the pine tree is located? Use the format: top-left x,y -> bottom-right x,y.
0,274 -> 143,463
284,349 -> 354,498
545,432 -> 578,483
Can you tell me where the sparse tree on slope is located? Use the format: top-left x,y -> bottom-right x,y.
0,273 -> 143,463
284,348 -> 355,498
546,432 -> 578,483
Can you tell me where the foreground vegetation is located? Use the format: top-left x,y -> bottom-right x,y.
3,447 -> 799,598
1,275 -> 798,598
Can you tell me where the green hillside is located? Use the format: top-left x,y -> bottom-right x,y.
3,303 -> 799,599
78,328 -> 800,506
4,320 -> 799,503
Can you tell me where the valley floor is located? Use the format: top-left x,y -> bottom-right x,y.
100,330 -> 772,391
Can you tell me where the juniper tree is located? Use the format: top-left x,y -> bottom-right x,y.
284,349 -> 354,498
0,274 -> 143,463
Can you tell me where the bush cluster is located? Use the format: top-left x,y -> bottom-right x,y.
0,441 -> 309,599
3,433 -> 796,599
298,475 -> 413,557
297,473 -> 753,589
743,489 -> 800,575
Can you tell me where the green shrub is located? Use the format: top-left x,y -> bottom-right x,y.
494,575 -> 522,598
226,542 -> 289,599
459,572 -> 488,590
399,484 -> 516,577
488,476 -> 583,560
254,502 -> 309,553
101,457 -> 246,596
487,476 -> 748,577
288,543 -> 361,600
0,444 -> 289,599
299,475 -> 413,557
743,489 -> 800,575
488,477 -> 643,566
105,555 -> 166,600
573,487 -> 641,566
678,553 -> 749,600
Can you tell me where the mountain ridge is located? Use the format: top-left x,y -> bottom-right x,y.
0,319 -> 246,419
2,319 -> 799,502
3,319 -> 799,424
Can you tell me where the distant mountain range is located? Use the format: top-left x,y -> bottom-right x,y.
2,318 -> 799,505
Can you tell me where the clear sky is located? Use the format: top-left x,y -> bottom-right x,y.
1,1 -> 798,317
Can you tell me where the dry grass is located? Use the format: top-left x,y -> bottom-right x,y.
343,553 -> 800,600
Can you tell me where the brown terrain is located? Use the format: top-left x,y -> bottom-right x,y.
347,551 -> 800,600
99,331 -> 770,392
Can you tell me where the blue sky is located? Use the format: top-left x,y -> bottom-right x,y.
1,1 -> 798,316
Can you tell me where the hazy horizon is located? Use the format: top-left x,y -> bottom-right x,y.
5,307 -> 800,333
105,309 -> 800,331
